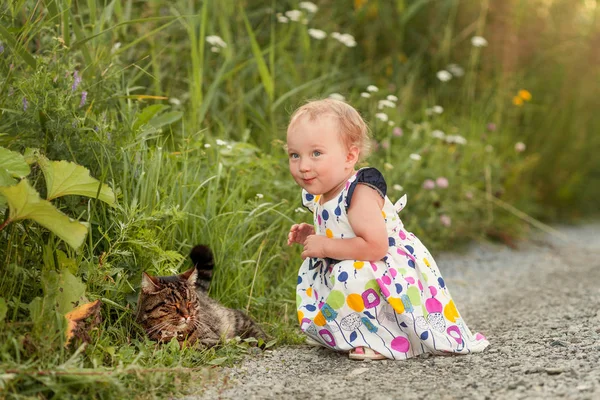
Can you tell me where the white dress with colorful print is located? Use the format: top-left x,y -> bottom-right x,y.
296,168 -> 489,360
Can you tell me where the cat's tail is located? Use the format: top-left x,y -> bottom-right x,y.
190,245 -> 214,292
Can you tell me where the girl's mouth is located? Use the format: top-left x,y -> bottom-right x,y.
303,178 -> 315,184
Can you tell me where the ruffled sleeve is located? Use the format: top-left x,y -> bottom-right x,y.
301,189 -> 317,212
345,167 -> 387,208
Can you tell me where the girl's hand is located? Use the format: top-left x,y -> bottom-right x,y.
301,234 -> 329,259
287,223 -> 315,246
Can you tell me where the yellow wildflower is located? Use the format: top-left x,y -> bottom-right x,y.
513,96 -> 524,106
354,0 -> 367,10
518,89 -> 532,101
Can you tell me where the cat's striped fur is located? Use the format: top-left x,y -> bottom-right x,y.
135,245 -> 267,347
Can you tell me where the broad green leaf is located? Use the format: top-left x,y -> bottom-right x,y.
149,111 -> 183,129
28,297 -> 45,326
133,104 -> 168,132
57,250 -> 79,275
0,168 -> 15,188
38,157 -> 116,204
43,269 -> 87,315
0,147 -> 30,179
0,180 -> 88,249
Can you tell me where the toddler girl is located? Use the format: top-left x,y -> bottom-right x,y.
286,98 -> 489,360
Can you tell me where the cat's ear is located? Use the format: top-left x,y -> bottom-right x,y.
180,267 -> 198,286
141,272 -> 161,294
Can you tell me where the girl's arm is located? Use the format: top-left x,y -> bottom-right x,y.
301,184 -> 388,261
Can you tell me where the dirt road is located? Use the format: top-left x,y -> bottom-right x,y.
185,223 -> 600,400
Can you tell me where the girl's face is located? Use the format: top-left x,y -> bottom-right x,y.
287,114 -> 359,202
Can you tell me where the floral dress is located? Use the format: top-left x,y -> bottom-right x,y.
296,168 -> 489,360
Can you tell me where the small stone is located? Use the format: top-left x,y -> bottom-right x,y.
346,367 -> 370,378
550,340 -> 568,347
545,367 -> 568,375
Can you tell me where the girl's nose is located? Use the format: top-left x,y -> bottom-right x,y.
299,159 -> 310,172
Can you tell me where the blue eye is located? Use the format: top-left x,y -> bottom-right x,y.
289,153 -> 299,159
312,150 -> 321,157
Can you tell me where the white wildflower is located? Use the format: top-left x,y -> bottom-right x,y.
328,93 -> 345,101
206,35 -> 227,48
307,29 -> 327,40
432,105 -> 444,114
367,85 -> 379,92
393,184 -> 404,191
388,121 -> 395,126
211,46 -> 220,53
294,207 -> 307,213
226,145 -> 233,150
515,142 -> 526,152
431,130 -> 445,139
361,92 -> 371,98
169,97 -> 181,106
386,95 -> 398,102
471,36 -> 488,47
111,42 -> 122,54
216,139 -> 227,146
436,70 -> 452,82
454,135 -> 467,145
256,193 -> 264,199
377,99 -> 396,109
285,10 -> 303,21
332,32 -> 357,47
204,144 -> 211,148
446,135 -> 467,145
409,153 -> 422,161
299,1 -> 318,13
375,113 -> 389,122
447,63 -> 465,77
277,14 -> 289,23
384,163 -> 394,170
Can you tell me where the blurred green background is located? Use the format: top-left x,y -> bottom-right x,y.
0,0 -> 598,397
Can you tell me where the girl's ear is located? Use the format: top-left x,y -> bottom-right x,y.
346,145 -> 360,165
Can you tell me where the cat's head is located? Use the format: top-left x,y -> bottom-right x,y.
136,267 -> 201,341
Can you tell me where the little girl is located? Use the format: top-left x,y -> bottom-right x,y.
286,98 -> 489,360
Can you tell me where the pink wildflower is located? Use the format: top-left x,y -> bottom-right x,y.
440,214 -> 452,227
422,179 -> 435,190
435,177 -> 449,188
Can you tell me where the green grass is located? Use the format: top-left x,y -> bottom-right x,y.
1,0 -> 599,398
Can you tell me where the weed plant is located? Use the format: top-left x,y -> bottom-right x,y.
0,0 -> 598,398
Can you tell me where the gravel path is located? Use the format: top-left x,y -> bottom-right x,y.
184,223 -> 600,400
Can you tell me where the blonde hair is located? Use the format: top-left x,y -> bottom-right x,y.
288,98 -> 371,161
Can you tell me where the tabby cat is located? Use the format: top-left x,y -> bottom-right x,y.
135,245 -> 267,347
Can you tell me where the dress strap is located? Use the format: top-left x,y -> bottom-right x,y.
345,167 -> 387,209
